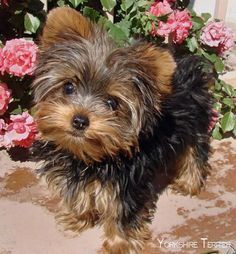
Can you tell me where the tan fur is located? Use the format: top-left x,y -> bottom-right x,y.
35,101 -> 137,163
55,180 -> 121,236
103,215 -> 151,254
41,7 -> 93,47
171,147 -> 211,195
46,172 -> 150,254
137,45 -> 176,96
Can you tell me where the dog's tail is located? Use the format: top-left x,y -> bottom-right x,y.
166,55 -> 214,136
160,55 -> 215,195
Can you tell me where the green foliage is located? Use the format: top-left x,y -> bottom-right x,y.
212,124 -> 223,140
24,13 -> 40,34
201,12 -> 211,22
221,112 -> 236,133
100,0 -> 116,11
212,79 -> 236,139
69,0 -> 84,8
186,37 -> 198,52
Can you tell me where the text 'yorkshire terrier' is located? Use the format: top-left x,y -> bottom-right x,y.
31,7 -> 213,254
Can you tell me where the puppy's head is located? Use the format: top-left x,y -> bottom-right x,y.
33,7 -> 176,164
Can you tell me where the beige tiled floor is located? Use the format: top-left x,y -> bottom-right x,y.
0,140 -> 236,254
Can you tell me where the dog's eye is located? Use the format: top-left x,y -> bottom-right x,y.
63,82 -> 75,95
106,97 -> 118,110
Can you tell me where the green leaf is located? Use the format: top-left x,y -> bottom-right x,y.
213,102 -> 222,111
24,13 -> 40,34
195,48 -> 203,56
100,0 -> 116,11
116,18 -> 131,38
213,92 -> 223,100
144,21 -> 152,34
214,80 -> 222,91
158,14 -> 169,22
222,98 -> 234,108
98,16 -> 112,29
11,105 -> 23,115
83,7 -> 100,21
14,10 -> 22,14
214,57 -> 224,73
108,24 -> 127,46
201,13 -> 211,22
121,0 -> 134,11
212,124 -> 222,140
57,0 -> 66,6
220,111 -> 236,133
69,0 -> 83,8
202,51 -> 217,63
190,10 -> 197,17
187,37 -> 198,52
137,0 -> 149,7
233,122 -> 236,137
222,82 -> 235,97
191,16 -> 204,30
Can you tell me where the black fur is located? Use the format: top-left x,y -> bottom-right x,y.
31,55 -> 213,231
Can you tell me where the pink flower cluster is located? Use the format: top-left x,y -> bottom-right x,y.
208,109 -> 218,133
0,112 -> 37,148
0,38 -> 38,149
149,0 -> 192,44
0,118 -> 6,145
200,21 -> 234,54
149,0 -> 172,17
0,83 -> 11,115
0,38 -> 38,77
0,0 -> 8,6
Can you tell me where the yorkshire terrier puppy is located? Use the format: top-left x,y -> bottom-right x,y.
31,7 -> 213,254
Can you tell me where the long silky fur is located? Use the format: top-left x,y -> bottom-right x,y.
31,55 -> 213,230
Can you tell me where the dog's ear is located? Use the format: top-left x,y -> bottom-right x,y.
137,45 -> 176,96
108,43 -> 176,99
121,43 -> 176,100
41,7 -> 93,48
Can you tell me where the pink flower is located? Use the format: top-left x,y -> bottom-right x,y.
149,0 -> 173,17
0,48 -> 4,73
150,5 -> 192,44
208,109 -> 218,133
200,21 -> 234,54
0,38 -> 38,77
149,0 -> 173,37
0,118 -> 5,134
0,0 -> 9,6
152,20 -> 172,37
0,118 -> 6,147
169,9 -> 193,44
0,83 -> 11,115
4,112 -> 38,148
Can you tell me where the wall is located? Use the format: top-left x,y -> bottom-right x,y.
190,0 -> 216,16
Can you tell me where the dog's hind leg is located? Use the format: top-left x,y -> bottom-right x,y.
171,143 -> 211,196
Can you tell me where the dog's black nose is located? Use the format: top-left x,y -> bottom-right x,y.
72,115 -> 89,130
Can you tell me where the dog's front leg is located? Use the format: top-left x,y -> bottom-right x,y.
102,217 -> 151,254
56,208 -> 100,234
